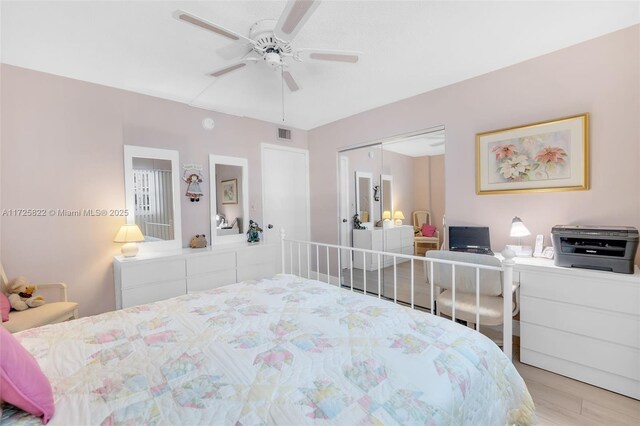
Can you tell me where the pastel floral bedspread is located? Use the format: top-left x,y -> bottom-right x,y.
2,274 -> 534,425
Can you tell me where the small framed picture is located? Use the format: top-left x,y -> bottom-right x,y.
476,113 -> 589,195
221,178 -> 238,205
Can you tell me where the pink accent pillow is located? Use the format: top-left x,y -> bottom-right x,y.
0,327 -> 55,424
421,224 -> 437,237
0,293 -> 10,322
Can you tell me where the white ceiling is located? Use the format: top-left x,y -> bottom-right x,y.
383,129 -> 446,157
2,1 -> 639,130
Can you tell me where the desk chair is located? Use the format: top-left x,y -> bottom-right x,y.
425,250 -> 519,342
413,211 -> 440,255
1,263 -> 78,333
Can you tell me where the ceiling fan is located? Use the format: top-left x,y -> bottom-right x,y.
174,0 -> 361,93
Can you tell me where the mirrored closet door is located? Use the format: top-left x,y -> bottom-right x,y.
338,127 -> 445,308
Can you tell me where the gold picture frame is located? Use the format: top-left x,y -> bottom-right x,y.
476,113 -> 589,195
221,178 -> 238,205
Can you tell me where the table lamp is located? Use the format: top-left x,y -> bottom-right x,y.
382,210 -> 392,228
508,216 -> 532,256
393,210 -> 405,226
114,224 -> 145,257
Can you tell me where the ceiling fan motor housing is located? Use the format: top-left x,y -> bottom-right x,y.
250,19 -> 292,61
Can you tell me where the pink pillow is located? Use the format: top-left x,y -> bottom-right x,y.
0,327 -> 55,424
421,224 -> 437,237
0,293 -> 10,322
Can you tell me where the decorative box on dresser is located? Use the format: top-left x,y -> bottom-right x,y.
113,242 -> 279,309
515,257 -> 640,399
353,226 -> 414,270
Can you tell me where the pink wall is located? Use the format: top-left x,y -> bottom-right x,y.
413,155 -> 445,237
0,65 -> 307,316
309,25 -> 640,265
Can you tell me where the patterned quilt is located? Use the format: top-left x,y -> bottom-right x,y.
2,274 -> 534,425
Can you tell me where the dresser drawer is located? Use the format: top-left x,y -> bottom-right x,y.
187,270 -> 237,293
121,279 -> 186,308
237,244 -> 278,267
120,259 -> 185,289
384,230 -> 403,249
520,270 -> 640,316
521,295 -> 640,348
186,252 -> 236,276
521,323 -> 640,381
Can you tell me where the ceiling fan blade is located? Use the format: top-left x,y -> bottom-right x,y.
282,70 -> 301,92
274,0 -> 321,42
208,61 -> 249,78
297,49 -> 361,63
174,10 -> 254,45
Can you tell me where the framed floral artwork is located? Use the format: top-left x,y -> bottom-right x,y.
221,178 -> 238,204
476,113 -> 589,195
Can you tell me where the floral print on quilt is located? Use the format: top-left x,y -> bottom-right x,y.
2,274 -> 534,425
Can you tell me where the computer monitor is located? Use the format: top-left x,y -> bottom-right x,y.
449,226 -> 491,251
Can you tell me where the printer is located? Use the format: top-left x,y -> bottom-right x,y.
551,225 -> 639,274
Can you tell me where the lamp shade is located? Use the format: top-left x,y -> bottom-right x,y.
510,217 -> 531,237
114,224 -> 145,243
382,211 -> 392,220
393,211 -> 405,220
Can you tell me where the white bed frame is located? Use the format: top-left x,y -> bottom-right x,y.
279,230 -> 516,360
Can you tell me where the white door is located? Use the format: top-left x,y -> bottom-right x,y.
262,144 -> 310,275
339,156 -> 350,268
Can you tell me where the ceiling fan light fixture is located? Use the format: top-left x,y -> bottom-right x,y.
265,52 -> 282,68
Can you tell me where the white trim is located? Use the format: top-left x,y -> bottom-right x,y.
123,145 -> 182,252
380,174 -> 393,219
338,155 -> 351,255
209,155 -> 249,245
354,171 -> 374,227
260,143 -> 311,243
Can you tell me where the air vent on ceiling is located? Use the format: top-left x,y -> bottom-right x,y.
278,128 -> 292,141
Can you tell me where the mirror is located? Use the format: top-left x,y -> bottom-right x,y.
381,174 -> 393,220
123,145 -> 182,251
209,155 -> 249,244
355,171 -> 373,227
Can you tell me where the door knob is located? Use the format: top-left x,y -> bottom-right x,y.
342,219 -> 348,223
267,224 -> 274,229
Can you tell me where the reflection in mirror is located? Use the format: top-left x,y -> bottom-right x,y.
215,164 -> 243,236
124,145 -> 182,251
381,174 -> 393,220
355,171 -> 373,226
209,155 -> 249,244
132,158 -> 174,241
338,126 -> 446,310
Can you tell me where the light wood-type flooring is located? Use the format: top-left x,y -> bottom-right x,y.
513,340 -> 640,425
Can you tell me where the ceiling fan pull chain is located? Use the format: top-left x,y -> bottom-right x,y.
281,65 -> 285,122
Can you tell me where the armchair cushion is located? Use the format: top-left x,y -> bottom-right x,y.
421,224 -> 437,237
2,302 -> 78,334
1,293 -> 10,322
437,290 -> 505,326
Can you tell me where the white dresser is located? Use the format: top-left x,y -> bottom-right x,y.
113,242 -> 279,309
353,226 -> 413,270
515,257 -> 640,399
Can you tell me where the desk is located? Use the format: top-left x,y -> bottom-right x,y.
511,257 -> 640,399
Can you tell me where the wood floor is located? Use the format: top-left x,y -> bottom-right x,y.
512,341 -> 640,425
